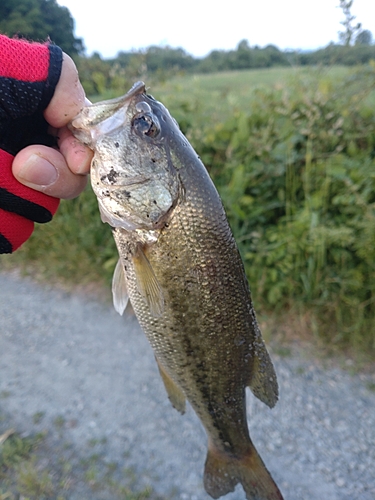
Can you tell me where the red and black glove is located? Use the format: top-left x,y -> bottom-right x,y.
0,35 -> 63,253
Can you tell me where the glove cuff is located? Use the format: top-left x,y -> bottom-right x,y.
0,208 -> 34,253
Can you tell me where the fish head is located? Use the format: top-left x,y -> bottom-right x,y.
69,81 -> 181,231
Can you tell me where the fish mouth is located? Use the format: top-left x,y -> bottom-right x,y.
91,81 -> 147,113
98,81 -> 147,111
125,81 -> 147,100
69,81 -> 147,146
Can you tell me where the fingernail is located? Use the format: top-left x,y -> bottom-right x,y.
72,145 -> 93,175
18,154 -> 58,186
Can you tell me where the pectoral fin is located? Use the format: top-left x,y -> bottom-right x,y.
112,259 -> 129,315
155,357 -> 186,414
133,246 -> 164,317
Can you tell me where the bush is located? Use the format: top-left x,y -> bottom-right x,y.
193,66 -> 375,350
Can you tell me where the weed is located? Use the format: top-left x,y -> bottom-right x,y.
0,433 -> 35,470
274,347 -> 292,357
88,436 -> 107,447
32,412 -> 45,425
0,427 -> 157,499
53,416 -> 65,430
17,457 -> 54,497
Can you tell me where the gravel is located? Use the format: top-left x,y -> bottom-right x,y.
0,269 -> 374,499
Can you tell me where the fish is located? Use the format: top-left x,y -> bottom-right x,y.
69,81 -> 284,500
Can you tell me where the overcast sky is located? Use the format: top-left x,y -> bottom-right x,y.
57,0 -> 375,58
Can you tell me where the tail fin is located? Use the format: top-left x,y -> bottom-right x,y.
204,441 -> 283,500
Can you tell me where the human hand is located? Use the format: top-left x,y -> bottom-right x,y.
12,53 -> 93,200
0,35 -> 93,253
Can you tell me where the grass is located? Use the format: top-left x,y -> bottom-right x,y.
93,66 -> 352,130
0,429 -> 50,499
32,412 -> 45,425
0,422 -> 161,499
153,66 -> 350,101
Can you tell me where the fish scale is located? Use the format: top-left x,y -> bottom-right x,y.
69,81 -> 284,500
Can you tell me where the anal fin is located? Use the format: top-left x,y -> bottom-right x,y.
155,357 -> 186,414
248,339 -> 279,409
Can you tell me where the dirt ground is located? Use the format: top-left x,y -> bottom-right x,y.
1,270 -> 374,499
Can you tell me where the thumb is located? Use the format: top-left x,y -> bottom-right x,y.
13,145 -> 88,200
44,52 -> 86,128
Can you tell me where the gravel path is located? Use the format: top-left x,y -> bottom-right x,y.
0,270 -> 374,499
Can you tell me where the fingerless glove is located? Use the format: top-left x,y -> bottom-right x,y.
0,35 -> 63,253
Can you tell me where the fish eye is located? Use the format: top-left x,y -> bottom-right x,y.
135,101 -> 152,113
132,113 -> 160,138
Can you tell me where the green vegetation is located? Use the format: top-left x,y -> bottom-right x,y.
0,426 -> 159,499
80,451 -> 154,499
1,1 -> 375,98
193,65 -> 375,352
0,429 -> 52,499
71,0 -> 374,98
0,0 -> 83,55
1,0 -> 375,93
4,64 -> 375,355
73,44 -> 375,98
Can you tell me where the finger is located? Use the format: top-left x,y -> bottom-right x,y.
13,145 -> 87,199
58,126 -> 93,175
44,52 -> 86,128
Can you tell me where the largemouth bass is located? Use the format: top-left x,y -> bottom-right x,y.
69,82 -> 284,500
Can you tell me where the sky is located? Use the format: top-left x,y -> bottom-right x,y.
57,0 -> 375,59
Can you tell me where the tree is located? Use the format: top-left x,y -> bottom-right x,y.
338,0 -> 362,46
75,52 -> 111,95
355,29 -> 373,45
234,39 -> 253,69
237,39 -> 251,52
0,0 -> 84,56
145,45 -> 195,72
